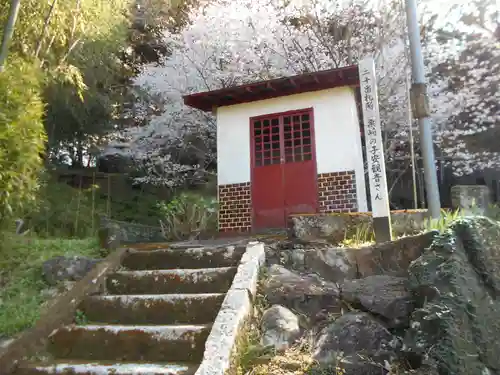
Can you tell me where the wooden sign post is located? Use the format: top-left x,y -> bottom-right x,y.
358,57 -> 392,243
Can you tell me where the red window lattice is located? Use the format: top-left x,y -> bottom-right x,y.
252,110 -> 313,167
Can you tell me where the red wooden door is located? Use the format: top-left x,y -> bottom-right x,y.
251,109 -> 317,230
281,111 -> 317,217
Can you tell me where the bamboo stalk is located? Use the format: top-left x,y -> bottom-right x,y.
34,0 -> 59,58
0,0 -> 22,72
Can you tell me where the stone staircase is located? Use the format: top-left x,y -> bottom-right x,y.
16,244 -> 247,375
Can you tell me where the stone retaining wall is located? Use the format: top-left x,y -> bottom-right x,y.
289,209 -> 428,243
98,216 -> 165,248
195,242 -> 265,375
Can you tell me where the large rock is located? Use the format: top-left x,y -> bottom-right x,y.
264,265 -> 341,322
340,275 -> 413,328
304,246 -> 358,283
0,337 -> 14,349
348,231 -> 438,277
265,241 -> 309,270
313,312 -> 396,374
260,305 -> 301,351
266,242 -> 359,283
404,217 -> 500,375
42,256 -> 101,286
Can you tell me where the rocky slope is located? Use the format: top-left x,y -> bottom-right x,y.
258,218 -> 500,374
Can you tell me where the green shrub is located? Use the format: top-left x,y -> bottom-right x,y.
157,193 -> 218,240
0,59 -> 46,223
97,188 -> 166,226
16,174 -> 219,239
18,176 -> 185,238
21,177 -> 100,238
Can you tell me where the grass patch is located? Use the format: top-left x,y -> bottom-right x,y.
235,270 -> 271,374
422,208 -> 464,233
237,331 -> 347,375
241,340 -> 316,375
339,222 -> 407,248
0,233 -> 99,337
339,207 -> 472,248
340,222 -> 375,248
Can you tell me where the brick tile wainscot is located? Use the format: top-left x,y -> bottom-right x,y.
318,171 -> 358,213
218,182 -> 252,232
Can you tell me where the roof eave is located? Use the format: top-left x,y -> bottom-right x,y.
183,65 -> 360,112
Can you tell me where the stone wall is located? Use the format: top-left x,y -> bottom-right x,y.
261,217 -> 500,374
98,216 -> 165,248
289,209 -> 428,243
259,231 -> 439,373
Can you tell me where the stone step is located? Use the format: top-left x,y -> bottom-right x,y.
16,360 -> 198,374
106,267 -> 237,295
48,324 -> 210,363
80,294 -> 224,325
121,246 -> 245,270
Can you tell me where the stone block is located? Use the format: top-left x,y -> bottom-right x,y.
451,184 -> 491,215
289,210 -> 428,244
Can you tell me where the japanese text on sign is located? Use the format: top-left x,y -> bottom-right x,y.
358,58 -> 390,218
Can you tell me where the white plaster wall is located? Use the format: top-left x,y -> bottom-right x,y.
216,87 -> 368,211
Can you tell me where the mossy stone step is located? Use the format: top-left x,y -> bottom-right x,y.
121,246 -> 245,270
80,294 -> 225,325
15,360 -> 198,374
48,324 -> 211,363
106,267 -> 237,295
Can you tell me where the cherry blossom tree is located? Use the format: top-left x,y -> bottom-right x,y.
429,0 -> 499,176
101,0 -> 421,188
